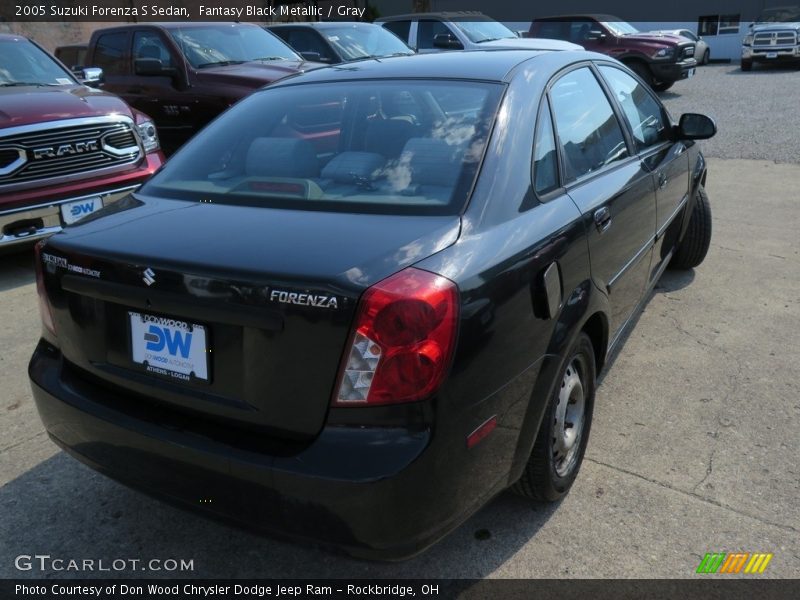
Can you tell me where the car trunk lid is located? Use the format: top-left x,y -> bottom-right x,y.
41,194 -> 460,439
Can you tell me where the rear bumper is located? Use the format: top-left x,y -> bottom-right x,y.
0,153 -> 164,249
29,342 -> 502,559
650,59 -> 697,83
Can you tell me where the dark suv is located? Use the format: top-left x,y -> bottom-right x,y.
530,15 -> 697,91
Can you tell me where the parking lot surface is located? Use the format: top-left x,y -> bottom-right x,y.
1,63 -> 798,579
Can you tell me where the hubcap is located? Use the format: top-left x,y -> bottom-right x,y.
553,358 -> 586,477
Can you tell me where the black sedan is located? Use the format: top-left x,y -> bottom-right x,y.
30,50 -> 715,559
267,21 -> 413,63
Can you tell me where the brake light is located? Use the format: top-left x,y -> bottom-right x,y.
334,267 -> 459,406
34,241 -> 56,336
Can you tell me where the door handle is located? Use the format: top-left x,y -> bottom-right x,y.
594,207 -> 612,233
658,172 -> 668,189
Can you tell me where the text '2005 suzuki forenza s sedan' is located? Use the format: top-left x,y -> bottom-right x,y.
30,50 -> 715,559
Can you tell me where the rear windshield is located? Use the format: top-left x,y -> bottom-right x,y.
141,80 -> 503,215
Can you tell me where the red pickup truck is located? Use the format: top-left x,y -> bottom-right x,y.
0,34 -> 165,251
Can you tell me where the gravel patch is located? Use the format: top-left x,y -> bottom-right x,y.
659,63 -> 800,164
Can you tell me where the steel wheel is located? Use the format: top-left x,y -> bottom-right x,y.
553,358 -> 586,477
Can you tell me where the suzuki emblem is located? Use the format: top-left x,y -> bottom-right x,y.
142,268 -> 156,286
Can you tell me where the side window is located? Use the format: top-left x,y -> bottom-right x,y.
533,21 -> 570,41
93,32 -> 128,75
417,20 -> 454,49
382,20 -> 412,44
549,67 -> 629,183
533,99 -> 559,196
568,19 -> 595,44
599,66 -> 670,152
286,30 -> 335,62
133,31 -> 175,69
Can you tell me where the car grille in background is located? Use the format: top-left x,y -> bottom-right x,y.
753,31 -> 798,46
682,45 -> 695,59
0,120 -> 141,185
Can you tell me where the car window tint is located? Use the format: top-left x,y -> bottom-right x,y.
550,67 -> 629,183
382,20 -> 411,43
599,66 -> 670,152
133,31 -> 175,69
285,30 -> 335,62
417,20 -> 454,49
94,32 -> 127,75
141,81 -> 502,216
533,99 -> 559,196
568,19 -> 594,43
534,21 -> 569,40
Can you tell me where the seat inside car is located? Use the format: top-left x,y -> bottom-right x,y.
363,119 -> 418,159
245,137 -> 320,178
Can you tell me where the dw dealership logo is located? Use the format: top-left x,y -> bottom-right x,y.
696,552 -> 773,574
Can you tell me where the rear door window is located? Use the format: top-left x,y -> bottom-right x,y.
549,67 -> 629,183
94,32 -> 128,75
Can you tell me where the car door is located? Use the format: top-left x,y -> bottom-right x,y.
92,30 -> 131,98
549,65 -> 657,340
597,64 -> 690,278
125,29 -> 192,145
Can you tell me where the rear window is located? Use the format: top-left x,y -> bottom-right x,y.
141,80 -> 503,216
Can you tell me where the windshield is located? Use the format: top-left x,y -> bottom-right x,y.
756,7 -> 800,22
453,20 -> 517,43
169,25 -> 299,68
141,80 -> 503,216
322,25 -> 412,60
603,21 -> 641,36
0,38 -> 75,86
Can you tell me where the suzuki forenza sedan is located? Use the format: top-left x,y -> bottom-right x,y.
30,50 -> 715,559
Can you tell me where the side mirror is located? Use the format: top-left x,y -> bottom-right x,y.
79,67 -> 104,87
134,58 -> 176,77
678,113 -> 717,140
432,32 -> 463,50
586,30 -> 607,41
299,51 -> 326,63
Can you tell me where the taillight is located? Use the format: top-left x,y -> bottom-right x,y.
34,241 -> 57,337
334,267 -> 459,406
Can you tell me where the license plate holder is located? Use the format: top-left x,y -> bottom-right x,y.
766,52 -> 778,59
687,68 -> 696,78
61,196 -> 102,225
129,312 -> 210,382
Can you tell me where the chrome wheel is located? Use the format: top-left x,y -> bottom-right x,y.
553,358 -> 586,477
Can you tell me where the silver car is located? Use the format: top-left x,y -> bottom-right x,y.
653,29 -> 710,64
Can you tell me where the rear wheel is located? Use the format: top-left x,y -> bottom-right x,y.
513,333 -> 596,501
702,49 -> 710,65
741,59 -> 753,71
652,81 -> 675,92
670,185 -> 712,269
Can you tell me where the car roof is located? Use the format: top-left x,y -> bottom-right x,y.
269,22 -> 381,30
267,49 -> 590,87
534,14 -> 622,22
377,11 -> 489,22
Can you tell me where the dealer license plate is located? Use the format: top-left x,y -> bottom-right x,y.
766,52 -> 778,59
129,312 -> 209,382
61,196 -> 102,225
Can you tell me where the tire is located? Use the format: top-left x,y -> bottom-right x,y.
702,49 -> 710,65
513,333 -> 596,502
652,81 -> 674,92
626,61 -> 654,88
741,59 -> 753,71
670,185 -> 712,270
